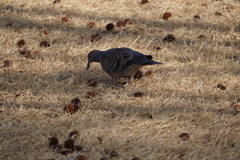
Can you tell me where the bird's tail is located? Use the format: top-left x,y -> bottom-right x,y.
155,61 -> 163,64
142,59 -> 163,65
150,61 -> 163,65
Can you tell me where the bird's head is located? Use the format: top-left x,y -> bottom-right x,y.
86,50 -> 101,70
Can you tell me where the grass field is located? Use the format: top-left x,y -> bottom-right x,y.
0,0 -> 240,159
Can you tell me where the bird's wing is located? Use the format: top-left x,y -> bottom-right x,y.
101,49 -> 147,73
105,47 -> 133,53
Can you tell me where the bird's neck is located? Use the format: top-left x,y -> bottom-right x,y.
94,52 -> 102,62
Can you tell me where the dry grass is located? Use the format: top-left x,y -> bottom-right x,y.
1,0 -> 240,159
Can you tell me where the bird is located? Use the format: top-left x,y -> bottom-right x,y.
86,47 -> 163,85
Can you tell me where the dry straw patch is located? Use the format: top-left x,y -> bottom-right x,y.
0,0 -> 240,159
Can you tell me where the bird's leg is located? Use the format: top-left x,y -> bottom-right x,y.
112,77 -> 116,85
128,75 -> 133,85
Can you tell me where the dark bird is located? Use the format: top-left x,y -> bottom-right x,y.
86,48 -> 163,85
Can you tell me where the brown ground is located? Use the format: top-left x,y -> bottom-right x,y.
0,0 -> 240,160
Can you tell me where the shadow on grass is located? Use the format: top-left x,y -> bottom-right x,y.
0,91 -> 238,120
0,3 -> 234,44
0,4 -> 231,32
1,67 -> 239,119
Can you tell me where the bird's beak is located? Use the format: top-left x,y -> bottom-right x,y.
86,61 -> 90,70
